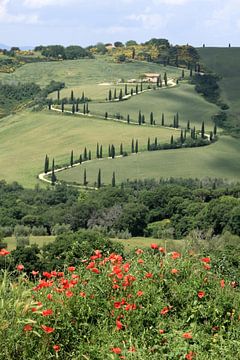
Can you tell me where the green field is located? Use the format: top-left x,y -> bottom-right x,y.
112,237 -> 184,253
57,135 -> 240,186
0,56 -> 183,87
0,110 -> 176,187
198,47 -> 240,129
4,236 -> 55,251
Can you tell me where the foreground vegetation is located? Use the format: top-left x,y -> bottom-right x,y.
0,229 -> 239,359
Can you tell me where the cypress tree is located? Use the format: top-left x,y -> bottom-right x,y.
138,111 -> 142,125
176,112 -> 179,128
135,139 -> 138,153
120,143 -> 123,155
182,69 -> 185,78
127,114 -> 130,124
201,121 -> 205,139
88,150 -> 91,161
184,129 -> 187,140
112,171 -> 116,187
131,88 -> 134,96
170,135 -> 174,146
187,120 -> 190,130
173,115 -> 176,128
111,144 -> 115,159
162,113 -> 165,126
210,131 -> 213,141
51,159 -> 56,185
108,145 -> 111,157
164,72 -> 168,86
142,114 -> 145,124
100,145 -> 103,158
97,169 -> 101,188
81,92 -> 85,102
140,82 -> 143,92
84,147 -> 87,161
136,85 -> 138,94
147,137 -> 150,151
83,103 -> 86,114
108,89 -> 112,101
119,89 -> 123,101
131,139 -> 134,153
153,120 -> 156,125
190,68 -> 193,77
71,90 -> 74,102
96,143 -> 100,158
61,101 -> 64,113
79,154 -> 82,164
180,130 -> 184,144
125,84 -> 128,95
114,88 -> 117,99
57,90 -> 60,104
83,168 -> 87,186
76,100 -> 79,112
72,103 -> 75,114
70,150 -> 74,167
86,103 -> 89,114
155,137 -> 158,149
105,112 -> 108,119
44,155 -> 49,174
150,112 -> 154,125
213,124 -> 217,136
159,77 -> 163,87
48,99 -> 52,110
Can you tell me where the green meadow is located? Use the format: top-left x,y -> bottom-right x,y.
56,135 -> 240,186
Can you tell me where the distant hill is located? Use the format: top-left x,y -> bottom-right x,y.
198,47 -> 240,137
0,43 -> 10,50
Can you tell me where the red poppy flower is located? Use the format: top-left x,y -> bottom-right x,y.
91,268 -> 100,274
151,243 -> 158,249
65,290 -> 74,298
145,272 -> 153,278
185,351 -> 196,360
159,329 -> 165,334
137,290 -> 144,297
128,346 -> 136,352
31,271 -> 39,276
160,306 -> 170,315
198,291 -> 205,299
53,345 -> 61,352
41,325 -> 55,333
42,272 -> 52,279
171,252 -> 181,259
182,332 -> 192,339
138,259 -> 144,264
47,293 -> 53,300
159,247 -> 165,253
201,257 -> 211,263
171,268 -> 179,274
220,279 -> 225,288
203,264 -> 211,270
79,292 -> 86,298
24,324 -> 33,332
135,248 -> 144,255
42,309 -> 53,316
68,266 -> 75,272
0,248 -> 10,256
116,319 -> 123,330
16,264 -> 24,271
111,348 -> 122,354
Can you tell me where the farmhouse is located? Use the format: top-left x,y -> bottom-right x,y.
144,73 -> 160,83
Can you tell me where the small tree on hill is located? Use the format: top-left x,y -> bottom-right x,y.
136,85 -> 138,94
162,113 -> 165,126
76,100 -> 79,112
83,168 -> 87,186
131,139 -> 134,153
84,147 -> 88,161
125,84 -> 128,96
182,70 -> 185,78
57,90 -> 60,104
120,143 -> 123,156
108,145 -> 111,157
164,72 -> 168,86
201,121 -> 205,139
135,139 -> 138,153
112,172 -> 116,187
150,112 -> 154,125
96,143 -> 100,159
119,89 -> 123,101
170,135 -> 174,146
71,90 -> 74,102
44,155 -> 49,174
138,111 -> 142,125
100,145 -> 103,158
79,154 -> 82,164
155,137 -> 158,148
70,150 -> 74,167
111,145 -> 115,159
83,104 -> 86,114
214,124 -> 217,136
72,103 -> 75,114
61,101 -> 64,113
51,159 -> 56,185
108,89 -> 112,101
114,89 -> 117,99
187,120 -> 190,130
88,150 -> 91,161
97,169 -> 102,188
147,137 -> 150,151
127,114 -> 130,124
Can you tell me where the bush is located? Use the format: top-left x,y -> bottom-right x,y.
16,236 -> 30,247
31,226 -> 48,236
51,223 -> 72,235
14,225 -> 31,237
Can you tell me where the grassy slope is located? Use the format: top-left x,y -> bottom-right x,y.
57,135 -> 240,185
112,237 -> 183,253
0,110 -> 175,187
198,47 -> 240,127
4,236 -> 55,251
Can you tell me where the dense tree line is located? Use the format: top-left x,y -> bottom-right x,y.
36,45 -> 93,60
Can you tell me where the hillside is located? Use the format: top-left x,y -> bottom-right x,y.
198,47 -> 240,136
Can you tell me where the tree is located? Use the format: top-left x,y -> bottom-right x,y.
155,137 -> 158,149
182,69 -> 185,78
120,143 -> 123,156
44,155 -> 49,174
84,147 -> 88,161
86,103 -> 89,114
71,90 -> 74,102
70,150 -> 74,167
210,131 -> 213,141
48,99 -> 52,110
97,169 -> 102,188
135,139 -> 138,153
105,112 -> 108,119
51,159 -> 56,185
83,103 -> 86,114
201,121 -> 205,139
140,82 -> 143,92
57,89 -> 60,104
119,89 -> 123,101
150,112 -> 154,125
131,139 -> 134,153
83,168 -> 87,186
138,110 -> 142,125
114,41 -> 124,47
79,154 -> 83,164
88,150 -> 91,161
76,100 -> 79,112
126,40 -> 138,46
162,113 -> 165,126
164,72 -> 168,86
96,143 -> 100,158
125,84 -> 128,96
170,135 -> 174,145
180,130 -> 184,144
114,88 -> 117,99
214,124 -> 217,136
142,114 -> 145,124
111,145 -> 115,159
127,114 -> 130,124
61,101 -> 64,113
100,145 -> 103,158
187,120 -> 190,130
176,112 -> 179,128
136,85 -> 139,94
147,137 -> 150,151
72,103 -> 75,114
81,92 -> 85,102
190,68 -> 193,77
112,172 -> 116,187
108,89 -> 112,101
